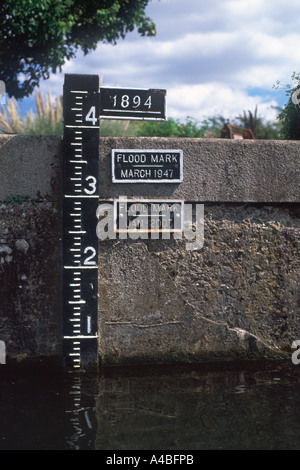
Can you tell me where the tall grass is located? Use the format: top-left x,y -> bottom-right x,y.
0,87 -> 63,135
0,87 -> 142,136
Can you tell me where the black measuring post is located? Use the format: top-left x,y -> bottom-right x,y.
63,74 -> 100,369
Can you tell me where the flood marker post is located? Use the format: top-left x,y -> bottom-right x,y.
63,74 -> 167,369
63,74 -> 100,369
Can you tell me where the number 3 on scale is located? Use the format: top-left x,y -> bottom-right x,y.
84,175 -> 97,194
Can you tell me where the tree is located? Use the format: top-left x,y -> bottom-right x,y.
235,106 -> 282,139
0,0 -> 156,99
236,106 -> 260,135
274,72 -> 300,140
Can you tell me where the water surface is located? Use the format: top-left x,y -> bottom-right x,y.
0,359 -> 299,450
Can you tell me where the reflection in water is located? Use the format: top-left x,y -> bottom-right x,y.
0,360 -> 300,450
65,374 -> 97,450
95,361 -> 300,450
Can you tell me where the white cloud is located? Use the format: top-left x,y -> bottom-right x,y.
17,0 -> 300,123
167,83 -> 278,122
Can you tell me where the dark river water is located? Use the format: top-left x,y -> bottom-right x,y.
0,359 -> 299,451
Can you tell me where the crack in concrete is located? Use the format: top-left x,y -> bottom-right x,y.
188,301 -> 282,354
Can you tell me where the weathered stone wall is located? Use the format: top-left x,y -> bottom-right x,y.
0,203 -> 62,360
0,135 -> 63,361
98,137 -> 300,202
0,135 -> 299,364
98,205 -> 299,364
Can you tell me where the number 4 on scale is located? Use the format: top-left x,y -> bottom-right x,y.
85,106 -> 97,125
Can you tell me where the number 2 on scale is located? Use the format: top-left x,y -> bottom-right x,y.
83,246 -> 97,265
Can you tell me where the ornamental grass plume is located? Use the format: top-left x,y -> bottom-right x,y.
0,84 -> 135,137
0,87 -> 63,135
0,97 -> 25,134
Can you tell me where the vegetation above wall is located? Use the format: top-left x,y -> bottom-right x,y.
0,85 -> 295,140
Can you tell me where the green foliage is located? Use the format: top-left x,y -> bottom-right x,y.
253,119 -> 282,140
100,108 -> 282,140
2,195 -> 36,204
235,106 -> 282,139
0,86 -> 283,140
135,116 -> 227,138
100,119 -> 137,137
273,72 -> 300,140
201,116 -> 228,138
0,0 -> 155,99
236,106 -> 260,134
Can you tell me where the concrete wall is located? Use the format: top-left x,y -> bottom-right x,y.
0,136 -> 63,361
0,135 -> 299,364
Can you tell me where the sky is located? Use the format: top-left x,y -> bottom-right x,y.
15,0 -> 300,124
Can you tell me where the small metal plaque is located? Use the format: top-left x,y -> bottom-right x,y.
100,87 -> 166,120
112,149 -> 183,183
114,199 -> 184,233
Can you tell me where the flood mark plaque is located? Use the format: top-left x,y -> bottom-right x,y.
114,199 -> 184,233
112,149 -> 183,183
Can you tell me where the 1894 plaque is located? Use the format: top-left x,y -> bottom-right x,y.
112,149 -> 183,183
100,87 -> 166,121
